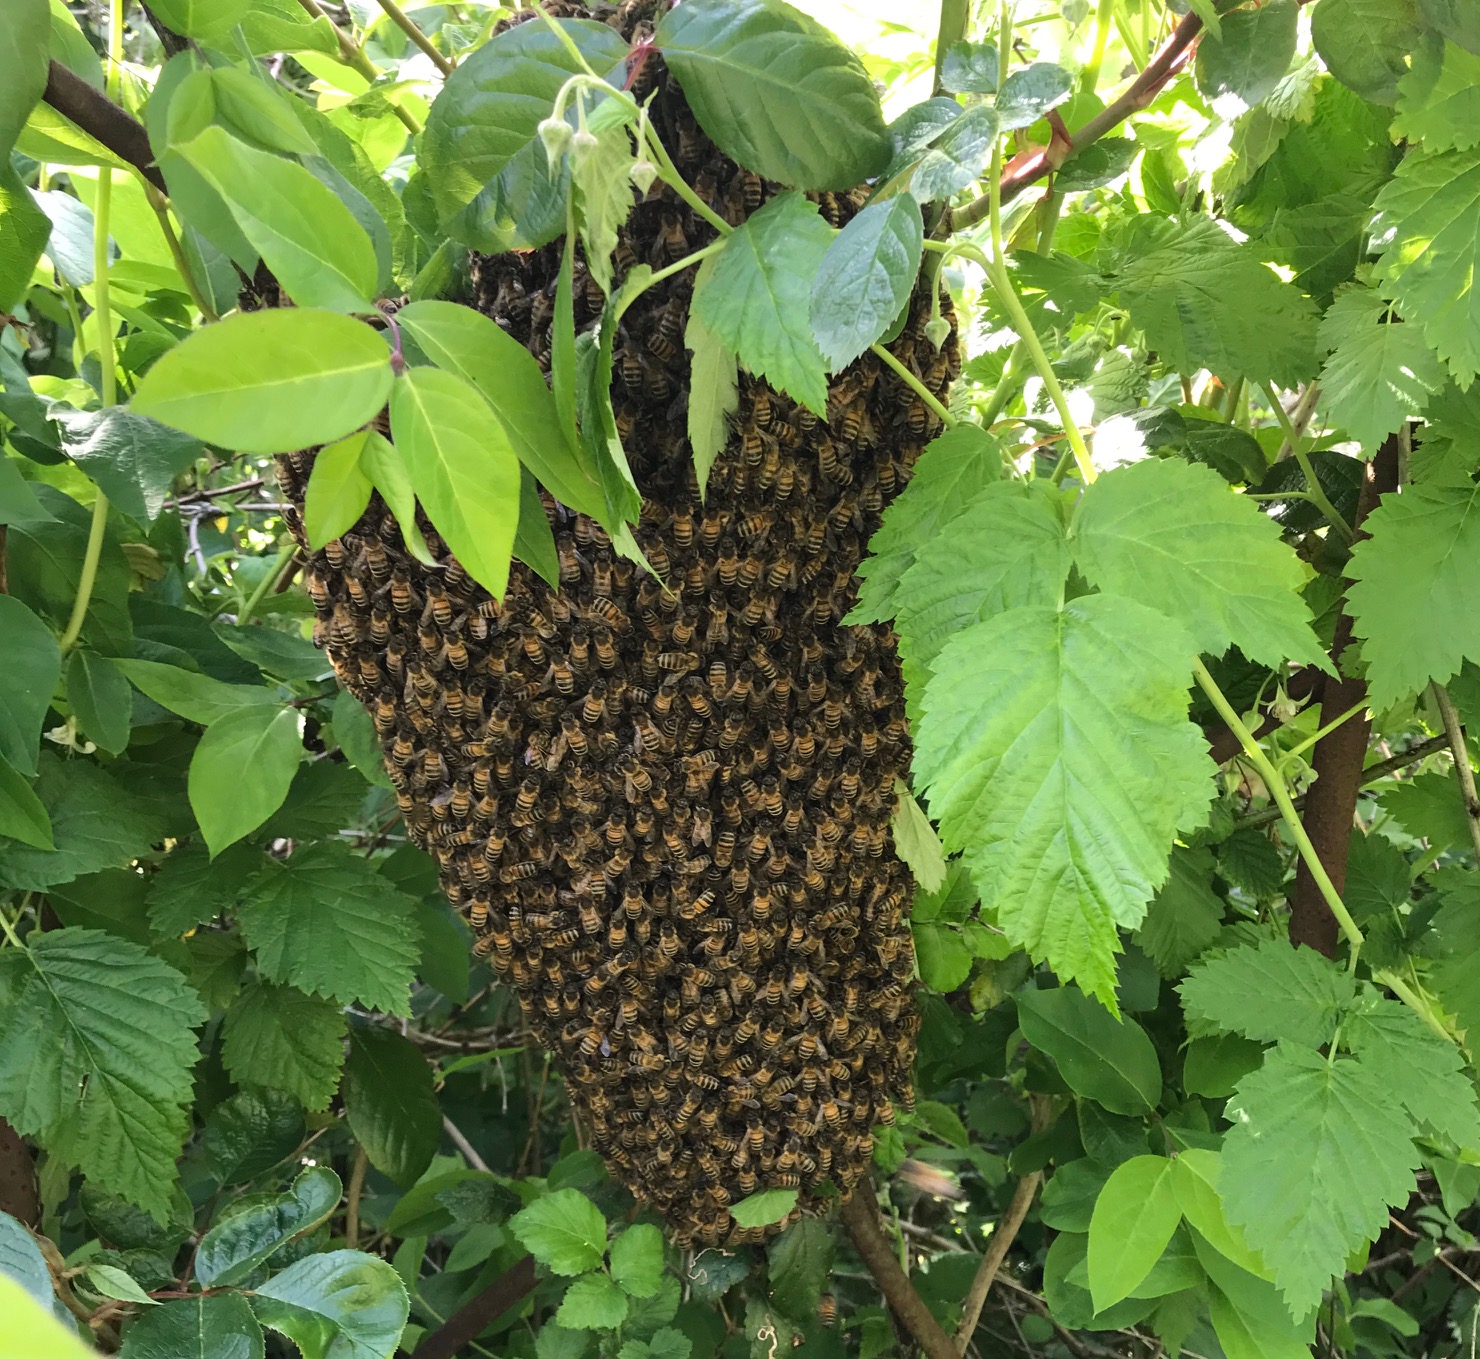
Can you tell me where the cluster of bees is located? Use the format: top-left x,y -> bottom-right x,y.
278,2 -> 958,1245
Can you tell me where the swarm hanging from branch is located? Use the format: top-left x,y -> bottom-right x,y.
278,1 -> 957,1246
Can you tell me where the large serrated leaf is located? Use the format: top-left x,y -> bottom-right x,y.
1179,938 -> 1353,1047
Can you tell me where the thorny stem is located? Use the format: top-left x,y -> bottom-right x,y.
1431,683 -> 1480,861
372,0 -> 454,74
1263,383 -> 1352,541
294,0 -> 424,134
1192,658 -> 1365,959
869,344 -> 957,429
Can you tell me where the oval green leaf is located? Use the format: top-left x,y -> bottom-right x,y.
187,704 -> 303,855
131,309 -> 394,455
342,1026 -> 440,1190
656,0 -> 890,190
253,1250 -> 408,1359
303,430 -> 374,550
390,366 -> 521,600
0,757 -> 53,849
1015,985 -> 1162,1114
510,1189 -> 608,1276
728,1187 -> 799,1229
1087,1155 -> 1181,1312
0,594 -> 60,778
195,1165 -> 342,1287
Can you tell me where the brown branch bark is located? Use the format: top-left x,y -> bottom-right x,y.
1289,438 -> 1400,956
0,1120 -> 39,1227
42,62 -> 167,193
839,1187 -> 960,1359
405,1254 -> 538,1359
955,1170 -> 1041,1353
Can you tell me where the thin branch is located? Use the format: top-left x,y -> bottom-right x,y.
344,1146 -> 369,1249
443,1115 -> 490,1172
42,62 -> 166,193
1431,684 -> 1480,860
373,0 -> 454,74
295,0 -> 425,134
405,1255 -> 537,1359
955,1171 -> 1041,1353
839,1188 -> 960,1359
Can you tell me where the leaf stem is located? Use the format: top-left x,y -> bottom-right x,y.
933,0 -> 971,95
1431,683 -> 1480,861
372,0 -> 454,74
868,343 -> 957,429
1376,970 -> 1458,1043
146,185 -> 219,323
0,912 -> 24,950
236,545 -> 296,626
1278,697 -> 1370,764
641,122 -> 732,238
294,0 -> 424,134
643,238 -> 726,291
1262,383 -> 1352,542
1192,658 -> 1364,959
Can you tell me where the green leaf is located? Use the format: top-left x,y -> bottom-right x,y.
177,126 -> 378,312
940,40 -> 999,94
1311,0 -> 1421,104
1341,997 -> 1480,1147
390,366 -> 521,601
693,193 -> 833,415
557,1272 -> 630,1331
1371,147 -> 1480,385
1222,1044 -> 1420,1309
908,105 -> 1000,203
200,1087 -> 306,1185
0,758 -> 52,850
1192,1234 -> 1312,1359
1171,1150 -> 1270,1278
252,1250 -> 408,1359
810,194 -> 923,371
0,0 -> 49,153
893,479 -> 1071,679
1071,458 -> 1326,670
1317,285 -> 1445,449
912,921 -> 974,993
116,658 -> 278,727
0,928 -> 204,1220
1346,478 -> 1480,707
342,1027 -> 440,1189
655,0 -> 889,190
303,431 -> 374,550
1016,985 -> 1163,1114
1087,1156 -> 1181,1311
891,781 -> 947,894
1215,828 -> 1287,898
1381,770 -> 1475,849
195,1165 -> 342,1287
0,754 -> 167,892
118,1294 -> 266,1359
65,650 -> 130,756
395,301 -> 604,521
1183,1033 -> 1265,1101
1135,847 -> 1223,978
0,595 -> 59,778
221,980 -> 346,1112
511,1189 -> 608,1276
0,1204 -> 64,1315
1393,34 -> 1480,152
850,422 -> 1001,624
995,62 -> 1073,130
685,259 -> 740,499
131,309 -> 393,455
0,168 -> 49,315
1106,215 -> 1319,385
353,432 -> 435,567
420,18 -> 629,224
573,124 -> 638,296
1195,0 -> 1298,115
51,408 -> 201,526
728,1188 -> 799,1229
767,1217 -> 833,1321
610,1224 -> 666,1299
188,705 -> 302,855
1040,1159 -> 1112,1232
331,688 -> 391,789
144,0 -> 250,38
1180,938 -> 1353,1047
915,597 -> 1212,1002
237,844 -> 420,1014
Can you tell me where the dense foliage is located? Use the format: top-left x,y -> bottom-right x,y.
1,1 -> 1479,1358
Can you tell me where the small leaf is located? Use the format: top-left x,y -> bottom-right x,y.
728,1188 -> 799,1229
810,194 -> 924,371
0,759 -> 52,850
610,1224 -> 666,1299
52,407 -> 201,526
557,1272 -> 630,1331
940,40 -> 999,94
116,659 -> 279,727
303,430 -> 374,550
511,1189 -> 609,1276
188,705 -> 302,855
0,595 -> 60,778
1087,1157 -> 1181,1311
390,366 -> 521,601
1311,0 -> 1421,104
1196,1 -> 1299,116
573,124 -> 638,296
195,1165 -> 342,1287
692,193 -> 833,415
65,650 -> 131,756
252,1250 -> 408,1359
356,431 -> 435,567
909,105 -> 1000,203
891,781 -> 947,894
177,125 -> 379,312
767,1217 -> 834,1321
684,256 -> 740,500
131,309 -> 393,455
912,921 -> 973,993
1016,985 -> 1163,1114
342,1026 -> 440,1189
655,0 -> 890,190
1179,938 -> 1353,1047
995,63 -> 1073,130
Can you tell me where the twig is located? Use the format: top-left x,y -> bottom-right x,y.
955,1172 -> 1042,1353
42,62 -> 166,193
345,1146 -> 369,1249
295,0 -> 424,134
1431,684 -> 1480,860
1274,382 -> 1321,462
405,1255 -> 537,1359
442,1115 -> 490,1173
839,1188 -> 960,1359
373,0 -> 454,74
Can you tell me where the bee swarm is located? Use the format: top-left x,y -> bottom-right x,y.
278,1 -> 957,1246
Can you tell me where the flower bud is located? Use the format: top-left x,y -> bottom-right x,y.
924,314 -> 951,350
538,116 -> 573,161
629,158 -> 659,194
